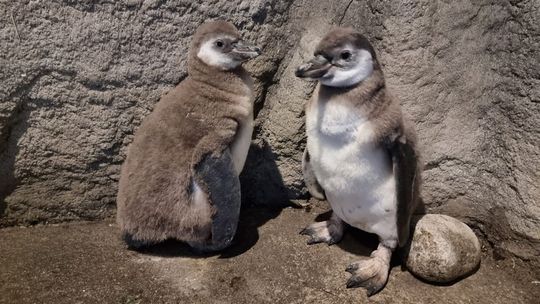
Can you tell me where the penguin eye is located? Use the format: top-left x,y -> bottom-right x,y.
215,40 -> 224,48
340,51 -> 352,60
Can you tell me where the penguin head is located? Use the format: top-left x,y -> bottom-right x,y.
295,28 -> 378,88
191,20 -> 261,71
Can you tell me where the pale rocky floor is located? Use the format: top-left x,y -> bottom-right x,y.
0,201 -> 538,304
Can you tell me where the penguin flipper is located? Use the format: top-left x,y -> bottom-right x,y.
193,148 -> 241,252
302,148 -> 326,200
387,135 -> 419,248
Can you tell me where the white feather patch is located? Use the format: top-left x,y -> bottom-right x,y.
191,181 -> 210,210
229,111 -> 254,175
320,49 -> 373,87
197,40 -> 240,70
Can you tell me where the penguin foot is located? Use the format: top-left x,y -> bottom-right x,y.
300,214 -> 344,245
345,245 -> 392,297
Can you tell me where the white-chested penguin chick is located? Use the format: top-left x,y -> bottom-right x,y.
116,21 -> 261,252
295,28 -> 422,296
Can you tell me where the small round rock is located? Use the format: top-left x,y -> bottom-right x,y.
405,214 -> 481,283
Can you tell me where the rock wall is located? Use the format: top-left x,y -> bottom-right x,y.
1,0 -> 538,268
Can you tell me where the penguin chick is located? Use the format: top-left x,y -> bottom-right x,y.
296,28 -> 421,296
116,21 -> 261,252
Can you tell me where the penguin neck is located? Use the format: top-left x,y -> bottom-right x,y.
188,56 -> 252,98
318,67 -> 386,110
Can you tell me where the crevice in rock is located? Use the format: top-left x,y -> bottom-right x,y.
253,59 -> 282,120
423,156 -> 463,171
338,0 -> 355,25
78,78 -> 125,92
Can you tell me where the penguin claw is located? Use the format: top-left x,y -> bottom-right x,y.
306,238 -> 320,245
299,220 -> 343,245
327,239 -> 338,246
346,274 -> 376,289
344,258 -> 389,297
345,263 -> 358,273
366,285 -> 381,297
346,273 -> 385,297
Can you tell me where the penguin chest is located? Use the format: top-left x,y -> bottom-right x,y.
306,100 -> 398,239
229,111 -> 253,175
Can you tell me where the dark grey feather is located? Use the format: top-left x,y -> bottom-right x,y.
387,137 -> 419,247
193,149 -> 241,252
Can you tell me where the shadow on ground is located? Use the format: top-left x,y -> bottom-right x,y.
137,206 -> 284,259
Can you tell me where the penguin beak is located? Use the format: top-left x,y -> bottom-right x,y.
231,40 -> 262,61
295,55 -> 332,79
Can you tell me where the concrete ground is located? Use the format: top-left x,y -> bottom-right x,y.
1,201 -> 538,304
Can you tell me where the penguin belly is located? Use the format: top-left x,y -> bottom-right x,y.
311,138 -> 398,241
306,102 -> 398,241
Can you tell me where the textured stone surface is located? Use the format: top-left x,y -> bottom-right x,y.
405,214 -> 482,283
0,0 -> 539,270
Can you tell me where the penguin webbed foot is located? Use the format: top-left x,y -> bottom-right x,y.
300,215 -> 344,245
345,244 -> 392,297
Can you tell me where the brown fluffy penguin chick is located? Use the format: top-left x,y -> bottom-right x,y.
116,21 -> 261,252
296,27 -> 422,296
